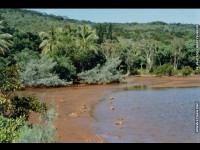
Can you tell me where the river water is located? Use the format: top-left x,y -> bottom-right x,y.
93,86 -> 200,143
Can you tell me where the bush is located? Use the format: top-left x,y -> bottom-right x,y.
78,58 -> 124,84
53,55 -> 76,81
181,66 -> 193,76
154,64 -> 175,76
10,95 -> 47,120
193,69 -> 200,75
0,65 -> 24,94
0,115 -> 25,143
18,108 -> 56,143
130,68 -> 140,75
14,48 -> 40,68
21,56 -> 69,87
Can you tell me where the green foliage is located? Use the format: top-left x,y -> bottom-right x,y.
14,48 -> 40,68
11,95 -> 47,120
12,31 -> 41,53
130,68 -> 140,75
18,108 -> 56,143
137,69 -> 149,75
154,64 -> 175,76
0,115 -> 25,143
0,20 -> 13,55
181,66 -> 193,76
51,55 -> 76,81
78,58 -> 124,84
21,56 -> 68,87
0,9 -> 197,80
194,69 -> 200,75
0,65 -> 24,94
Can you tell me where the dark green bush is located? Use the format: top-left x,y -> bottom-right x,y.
78,58 -> 124,84
11,95 -> 47,120
154,64 -> 175,76
181,66 -> 193,76
130,68 -> 140,75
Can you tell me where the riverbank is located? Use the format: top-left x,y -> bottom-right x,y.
28,76 -> 200,143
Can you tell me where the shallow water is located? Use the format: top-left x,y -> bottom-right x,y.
93,86 -> 200,143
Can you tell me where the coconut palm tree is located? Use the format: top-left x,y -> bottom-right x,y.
39,27 -> 63,54
76,24 -> 98,53
0,21 -> 13,55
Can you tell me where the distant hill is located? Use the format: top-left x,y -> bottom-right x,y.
0,9 -> 93,34
0,9 -> 195,40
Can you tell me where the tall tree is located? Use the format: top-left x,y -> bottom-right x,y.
39,27 -> 63,54
140,38 -> 159,72
101,39 -> 120,59
0,21 -> 13,55
119,38 -> 140,76
76,24 -> 98,52
106,23 -> 113,40
171,37 -> 184,70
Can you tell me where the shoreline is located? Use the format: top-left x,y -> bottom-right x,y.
28,76 -> 200,143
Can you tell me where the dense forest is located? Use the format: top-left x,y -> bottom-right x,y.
0,9 -> 199,142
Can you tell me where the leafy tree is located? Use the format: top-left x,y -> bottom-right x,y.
118,38 -> 141,76
140,38 -> 159,72
101,39 -> 120,59
171,37 -> 184,70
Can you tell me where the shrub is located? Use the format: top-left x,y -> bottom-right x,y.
193,69 -> 200,75
21,56 -> 69,87
53,55 -> 76,81
181,66 -> 193,76
78,58 -> 124,84
18,108 -> 56,143
14,48 -> 40,68
10,95 -> 47,120
154,64 -> 175,76
0,115 -> 25,143
130,68 -> 140,75
0,65 -> 24,94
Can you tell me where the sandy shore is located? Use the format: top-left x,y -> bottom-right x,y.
28,76 -> 200,143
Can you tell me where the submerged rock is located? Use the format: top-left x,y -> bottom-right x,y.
117,117 -> 124,121
110,97 -> 114,100
110,107 -> 115,110
115,121 -> 123,125
81,104 -> 87,109
68,112 -> 80,117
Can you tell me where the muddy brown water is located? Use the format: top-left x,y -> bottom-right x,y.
17,76 -> 200,142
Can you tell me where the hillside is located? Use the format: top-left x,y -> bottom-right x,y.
0,9 -> 93,34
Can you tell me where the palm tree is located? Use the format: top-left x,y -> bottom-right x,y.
39,27 -> 63,54
77,24 -> 98,53
0,21 -> 13,55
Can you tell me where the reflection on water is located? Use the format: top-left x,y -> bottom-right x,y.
94,86 -> 200,143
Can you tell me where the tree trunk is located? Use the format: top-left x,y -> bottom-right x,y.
173,52 -> 177,70
125,65 -> 131,76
